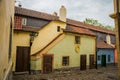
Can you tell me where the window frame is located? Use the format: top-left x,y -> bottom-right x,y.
108,55 -> 111,62
57,26 -> 61,32
22,18 -> 27,26
75,36 -> 80,44
97,55 -> 101,61
62,56 -> 69,66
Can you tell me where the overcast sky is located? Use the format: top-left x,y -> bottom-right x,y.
16,0 -> 114,27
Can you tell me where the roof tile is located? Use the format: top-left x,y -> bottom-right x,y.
97,41 -> 114,49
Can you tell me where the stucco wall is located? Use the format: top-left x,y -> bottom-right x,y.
31,21 -> 66,55
33,33 -> 96,70
97,49 -> 114,64
12,31 -> 30,71
0,0 -> 14,80
13,20 -> 66,71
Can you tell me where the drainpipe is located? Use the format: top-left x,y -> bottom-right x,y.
95,37 -> 98,69
116,0 -> 120,79
29,32 -> 39,74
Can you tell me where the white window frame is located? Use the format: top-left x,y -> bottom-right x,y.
22,18 -> 27,26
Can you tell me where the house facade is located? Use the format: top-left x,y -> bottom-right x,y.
97,42 -> 114,66
13,5 -> 116,74
13,6 -> 96,73
0,0 -> 14,80
67,18 -> 116,66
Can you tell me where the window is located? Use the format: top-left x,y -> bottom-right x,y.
108,55 -> 111,62
62,56 -> 69,66
22,18 -> 27,25
97,55 -> 100,61
57,26 -> 61,32
75,36 -> 80,44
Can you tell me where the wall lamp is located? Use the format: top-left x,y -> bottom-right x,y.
29,32 -> 39,46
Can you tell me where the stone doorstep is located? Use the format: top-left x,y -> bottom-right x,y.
13,71 -> 29,75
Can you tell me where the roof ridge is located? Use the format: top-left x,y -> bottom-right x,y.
15,6 -> 56,17
15,7 -> 115,35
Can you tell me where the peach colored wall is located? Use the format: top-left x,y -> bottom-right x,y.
0,0 -> 14,79
114,49 -> 118,63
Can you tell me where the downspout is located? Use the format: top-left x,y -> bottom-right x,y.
95,37 -> 98,69
116,0 -> 120,79
29,32 -> 39,74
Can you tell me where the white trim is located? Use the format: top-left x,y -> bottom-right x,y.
22,18 -> 27,26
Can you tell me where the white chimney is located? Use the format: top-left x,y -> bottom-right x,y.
106,34 -> 111,45
59,5 -> 66,22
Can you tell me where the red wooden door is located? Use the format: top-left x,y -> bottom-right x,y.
80,55 -> 86,70
43,54 -> 53,73
16,46 -> 30,72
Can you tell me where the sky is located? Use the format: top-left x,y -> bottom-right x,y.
15,0 -> 114,27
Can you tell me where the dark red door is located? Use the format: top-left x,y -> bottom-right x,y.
16,46 -> 30,72
89,55 -> 95,69
43,54 -> 53,73
80,55 -> 86,70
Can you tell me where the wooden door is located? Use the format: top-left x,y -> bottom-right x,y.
101,55 -> 106,67
80,55 -> 86,70
16,46 -> 30,72
89,55 -> 95,69
43,54 -> 53,73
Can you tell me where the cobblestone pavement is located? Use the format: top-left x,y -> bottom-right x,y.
13,65 -> 118,80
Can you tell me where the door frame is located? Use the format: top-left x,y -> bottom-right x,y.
15,46 -> 30,72
42,54 -> 54,73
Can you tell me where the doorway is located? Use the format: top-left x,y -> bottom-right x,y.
89,54 -> 95,69
16,46 -> 30,72
80,55 -> 86,70
101,55 -> 106,67
43,54 -> 53,73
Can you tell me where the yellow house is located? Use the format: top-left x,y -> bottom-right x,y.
13,6 -> 96,74
0,0 -> 14,80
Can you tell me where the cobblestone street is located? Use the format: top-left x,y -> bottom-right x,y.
13,65 -> 118,80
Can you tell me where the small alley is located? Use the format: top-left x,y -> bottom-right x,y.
13,65 -> 118,80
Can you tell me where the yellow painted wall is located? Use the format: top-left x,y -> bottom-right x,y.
0,0 -> 14,79
12,20 -> 66,71
33,33 -> 96,70
12,31 -> 30,71
31,21 -> 66,55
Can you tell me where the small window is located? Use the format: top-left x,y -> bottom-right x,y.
62,56 -> 69,66
108,55 -> 111,62
75,36 -> 80,44
22,18 -> 27,25
57,26 -> 61,32
97,55 -> 100,61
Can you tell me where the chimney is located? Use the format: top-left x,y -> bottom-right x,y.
53,12 -> 57,16
59,5 -> 66,22
106,34 -> 111,45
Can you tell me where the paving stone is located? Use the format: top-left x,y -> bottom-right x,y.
13,66 -> 118,80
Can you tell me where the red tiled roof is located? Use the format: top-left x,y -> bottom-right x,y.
63,26 -> 96,36
67,19 -> 115,35
15,7 -> 115,35
15,7 -> 59,21
97,41 -> 114,49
